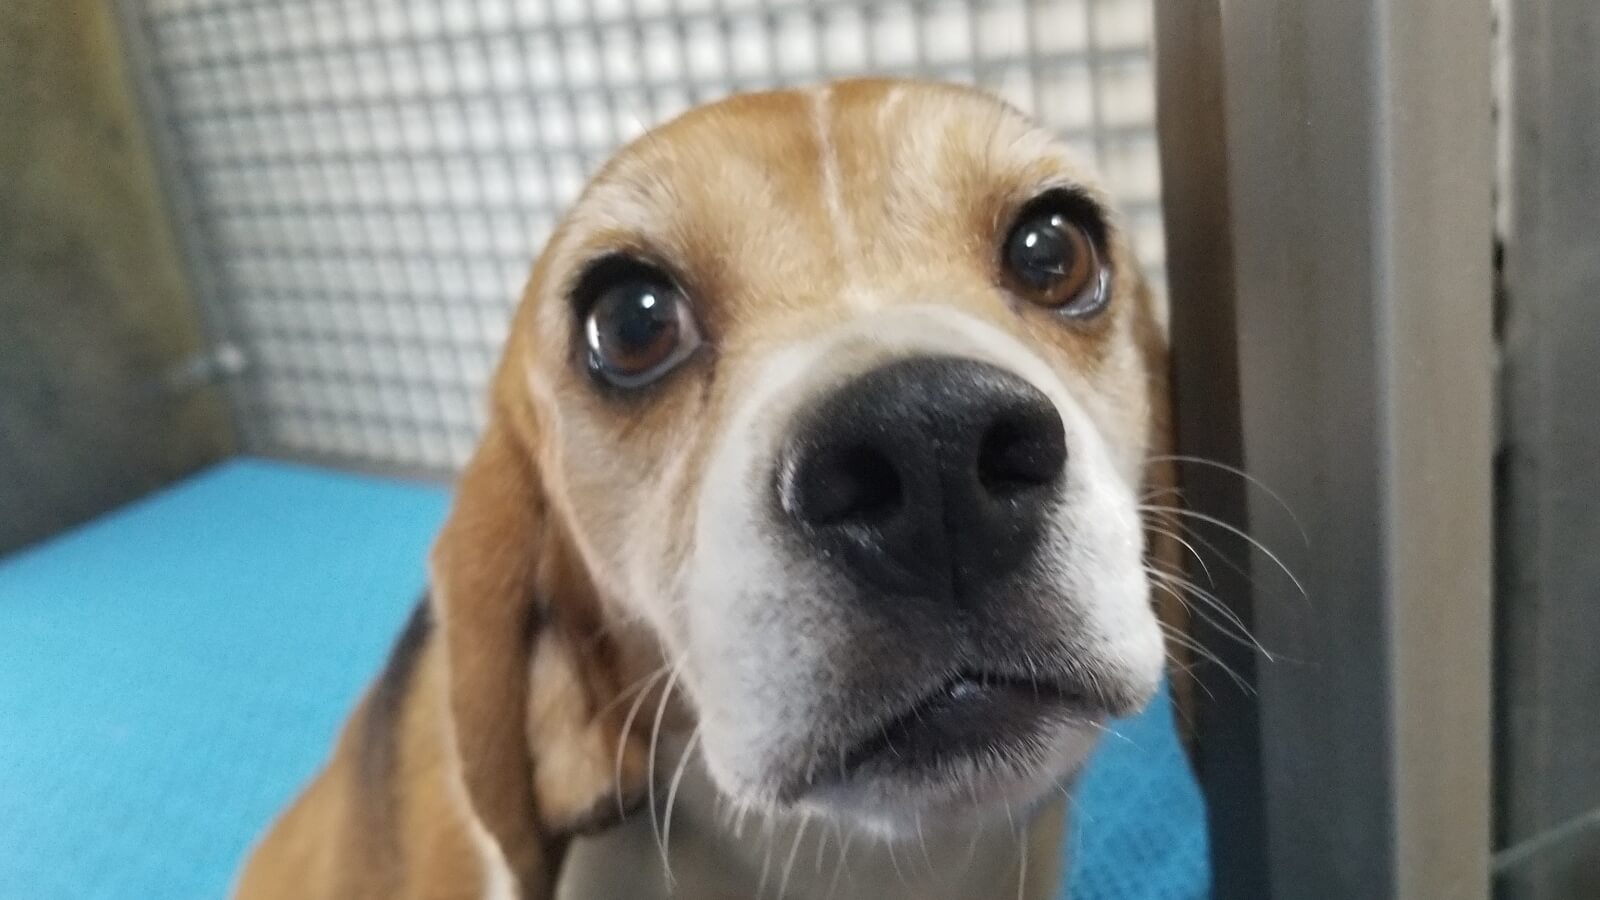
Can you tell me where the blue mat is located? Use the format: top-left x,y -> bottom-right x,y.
0,459 -> 1208,899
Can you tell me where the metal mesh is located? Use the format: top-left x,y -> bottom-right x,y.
122,0 -> 1164,472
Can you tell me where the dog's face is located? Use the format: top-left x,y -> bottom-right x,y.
514,80 -> 1166,833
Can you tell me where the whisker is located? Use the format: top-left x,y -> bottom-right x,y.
1148,566 -> 1281,661
614,664 -> 673,819
1156,619 -> 1254,695
824,826 -> 856,900
814,814 -> 832,876
886,835 -> 912,890
963,812 -> 986,865
1015,817 -> 1029,900
915,811 -> 935,875
647,664 -> 686,879
734,797 -> 755,841
1155,609 -> 1230,658
1160,516 -> 1270,596
1077,717 -> 1140,750
1167,543 -> 1313,665
659,726 -> 702,881
756,816 -> 778,900
595,661 -> 674,720
1146,454 -> 1311,546
1146,495 -> 1311,625
1150,576 -> 1268,662
1139,504 -> 1309,599
777,815 -> 811,900
1056,779 -> 1092,828
1160,650 -> 1223,702
1141,484 -> 1185,505
1145,523 -> 1216,588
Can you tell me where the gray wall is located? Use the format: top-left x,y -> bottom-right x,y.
0,1 -> 232,555
1497,0 -> 1600,894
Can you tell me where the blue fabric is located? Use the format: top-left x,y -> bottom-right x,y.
0,460 -> 449,900
0,459 -> 1208,899
1063,685 -> 1211,899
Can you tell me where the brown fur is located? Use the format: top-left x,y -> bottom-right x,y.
236,79 -> 1186,899
238,410 -> 663,898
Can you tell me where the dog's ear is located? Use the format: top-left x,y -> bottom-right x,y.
430,409 -> 650,895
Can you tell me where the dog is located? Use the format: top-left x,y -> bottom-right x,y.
235,78 -> 1183,900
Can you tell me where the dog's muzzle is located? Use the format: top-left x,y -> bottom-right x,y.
777,355 -> 1067,603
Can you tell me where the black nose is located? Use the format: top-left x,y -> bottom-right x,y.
779,357 -> 1068,601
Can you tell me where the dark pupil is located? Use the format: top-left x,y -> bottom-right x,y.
614,288 -> 668,346
1011,214 -> 1072,286
599,282 -> 677,366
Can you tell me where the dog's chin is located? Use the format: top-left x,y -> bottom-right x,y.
721,674 -> 1119,837
791,719 -> 1101,837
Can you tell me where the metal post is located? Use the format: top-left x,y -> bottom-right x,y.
1151,3 -> 1266,896
1154,1 -> 1496,897
1497,0 -> 1600,892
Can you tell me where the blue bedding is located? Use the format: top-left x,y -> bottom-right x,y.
0,459 -> 1208,899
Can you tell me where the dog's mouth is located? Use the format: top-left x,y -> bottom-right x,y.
779,669 -> 1105,803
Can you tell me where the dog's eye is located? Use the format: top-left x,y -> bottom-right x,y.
583,275 -> 702,388
1002,200 -> 1107,317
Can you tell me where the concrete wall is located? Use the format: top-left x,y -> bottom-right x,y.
0,1 -> 232,555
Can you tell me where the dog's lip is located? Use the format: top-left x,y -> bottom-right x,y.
780,669 -> 1102,802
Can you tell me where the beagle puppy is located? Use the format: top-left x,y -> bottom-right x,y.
235,78 -> 1182,900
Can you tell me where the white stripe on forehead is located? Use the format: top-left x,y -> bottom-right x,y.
808,85 -> 859,286
874,82 -> 907,131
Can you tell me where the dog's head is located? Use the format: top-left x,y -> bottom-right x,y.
432,79 -> 1170,870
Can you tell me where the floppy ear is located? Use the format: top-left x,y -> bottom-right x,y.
430,408 -> 650,896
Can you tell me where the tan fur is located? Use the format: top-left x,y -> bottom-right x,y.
237,641 -> 487,900
238,417 -> 661,898
236,79 -> 1185,899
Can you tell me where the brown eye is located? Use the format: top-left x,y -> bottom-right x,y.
1003,204 -> 1107,316
583,274 -> 702,388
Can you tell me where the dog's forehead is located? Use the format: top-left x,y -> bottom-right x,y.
589,79 -> 1090,208
530,80 -> 1111,345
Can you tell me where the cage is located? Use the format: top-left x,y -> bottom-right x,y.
1,0 -> 1595,897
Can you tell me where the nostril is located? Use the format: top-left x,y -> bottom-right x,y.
977,406 -> 1067,494
779,358 -> 1064,599
790,443 -> 904,526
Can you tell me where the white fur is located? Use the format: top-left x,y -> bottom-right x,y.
518,85 -> 1165,846
810,85 -> 867,299
681,305 -> 1165,827
462,801 -> 518,900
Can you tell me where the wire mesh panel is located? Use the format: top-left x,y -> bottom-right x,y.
122,0 -> 1164,472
